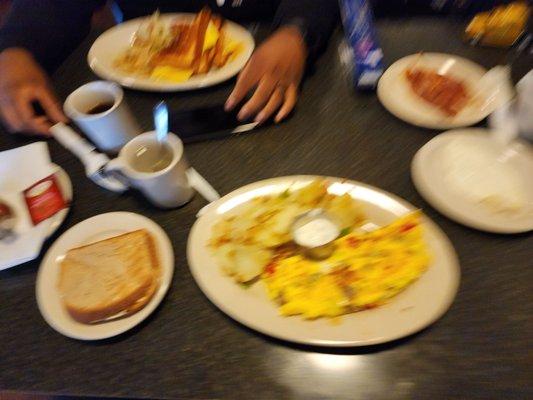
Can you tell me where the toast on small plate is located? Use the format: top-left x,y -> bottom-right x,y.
58,229 -> 159,324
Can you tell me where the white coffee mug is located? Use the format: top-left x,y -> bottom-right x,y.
106,132 -> 194,208
64,81 -> 141,153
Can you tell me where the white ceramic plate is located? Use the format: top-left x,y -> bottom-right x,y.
378,53 -> 497,129
187,176 -> 460,347
412,129 -> 533,233
88,13 -> 255,92
36,212 -> 174,340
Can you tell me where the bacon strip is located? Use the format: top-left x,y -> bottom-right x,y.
405,68 -> 470,117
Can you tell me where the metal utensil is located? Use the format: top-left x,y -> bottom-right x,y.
50,123 -> 128,192
153,100 -> 169,148
152,101 -> 221,204
187,167 -> 221,205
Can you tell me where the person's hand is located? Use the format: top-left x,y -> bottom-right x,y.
0,48 -> 66,135
225,25 -> 306,124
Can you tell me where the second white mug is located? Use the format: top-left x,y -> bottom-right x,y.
105,132 -> 194,208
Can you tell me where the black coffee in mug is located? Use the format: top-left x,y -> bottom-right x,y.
85,102 -> 115,115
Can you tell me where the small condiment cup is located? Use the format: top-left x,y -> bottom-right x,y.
291,209 -> 340,259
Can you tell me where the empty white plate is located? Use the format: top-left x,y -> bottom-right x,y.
378,53 -> 502,129
412,129 -> 533,233
88,13 -> 254,92
36,212 -> 174,340
187,176 -> 460,347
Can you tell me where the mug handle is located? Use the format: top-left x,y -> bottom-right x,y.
104,158 -> 131,189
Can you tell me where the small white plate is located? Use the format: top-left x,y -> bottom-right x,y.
88,13 -> 255,92
36,212 -> 174,340
378,53 -> 498,129
412,129 -> 533,234
187,176 -> 460,347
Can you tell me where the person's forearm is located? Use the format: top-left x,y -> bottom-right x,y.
274,0 -> 339,63
0,0 -> 104,71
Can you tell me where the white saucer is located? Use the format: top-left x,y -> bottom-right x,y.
412,129 -> 533,233
36,212 -> 174,340
378,53 -> 501,129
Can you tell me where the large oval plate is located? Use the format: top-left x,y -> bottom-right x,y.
88,13 -> 254,92
187,176 -> 460,347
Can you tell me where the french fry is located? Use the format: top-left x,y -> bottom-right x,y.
213,31 -> 230,68
191,8 -> 212,73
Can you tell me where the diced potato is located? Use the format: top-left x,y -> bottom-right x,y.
270,204 -> 304,236
232,245 -> 272,282
293,181 -> 328,206
212,243 -> 236,276
325,193 -> 365,229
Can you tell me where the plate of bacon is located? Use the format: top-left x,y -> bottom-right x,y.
88,8 -> 254,91
377,53 -> 503,129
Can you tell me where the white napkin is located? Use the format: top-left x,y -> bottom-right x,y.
0,142 -> 57,270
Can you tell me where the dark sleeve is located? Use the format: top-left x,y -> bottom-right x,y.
0,0 -> 104,71
273,0 -> 339,63
370,0 -> 511,17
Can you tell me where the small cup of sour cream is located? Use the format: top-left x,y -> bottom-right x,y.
291,209 -> 340,259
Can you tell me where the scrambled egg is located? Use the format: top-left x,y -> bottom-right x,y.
203,21 -> 241,55
150,66 -> 193,82
263,212 -> 430,320
203,21 -> 219,51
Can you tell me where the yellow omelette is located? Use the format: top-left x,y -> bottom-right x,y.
263,212 -> 430,320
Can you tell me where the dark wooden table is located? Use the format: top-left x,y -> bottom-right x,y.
1,18 -> 531,400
